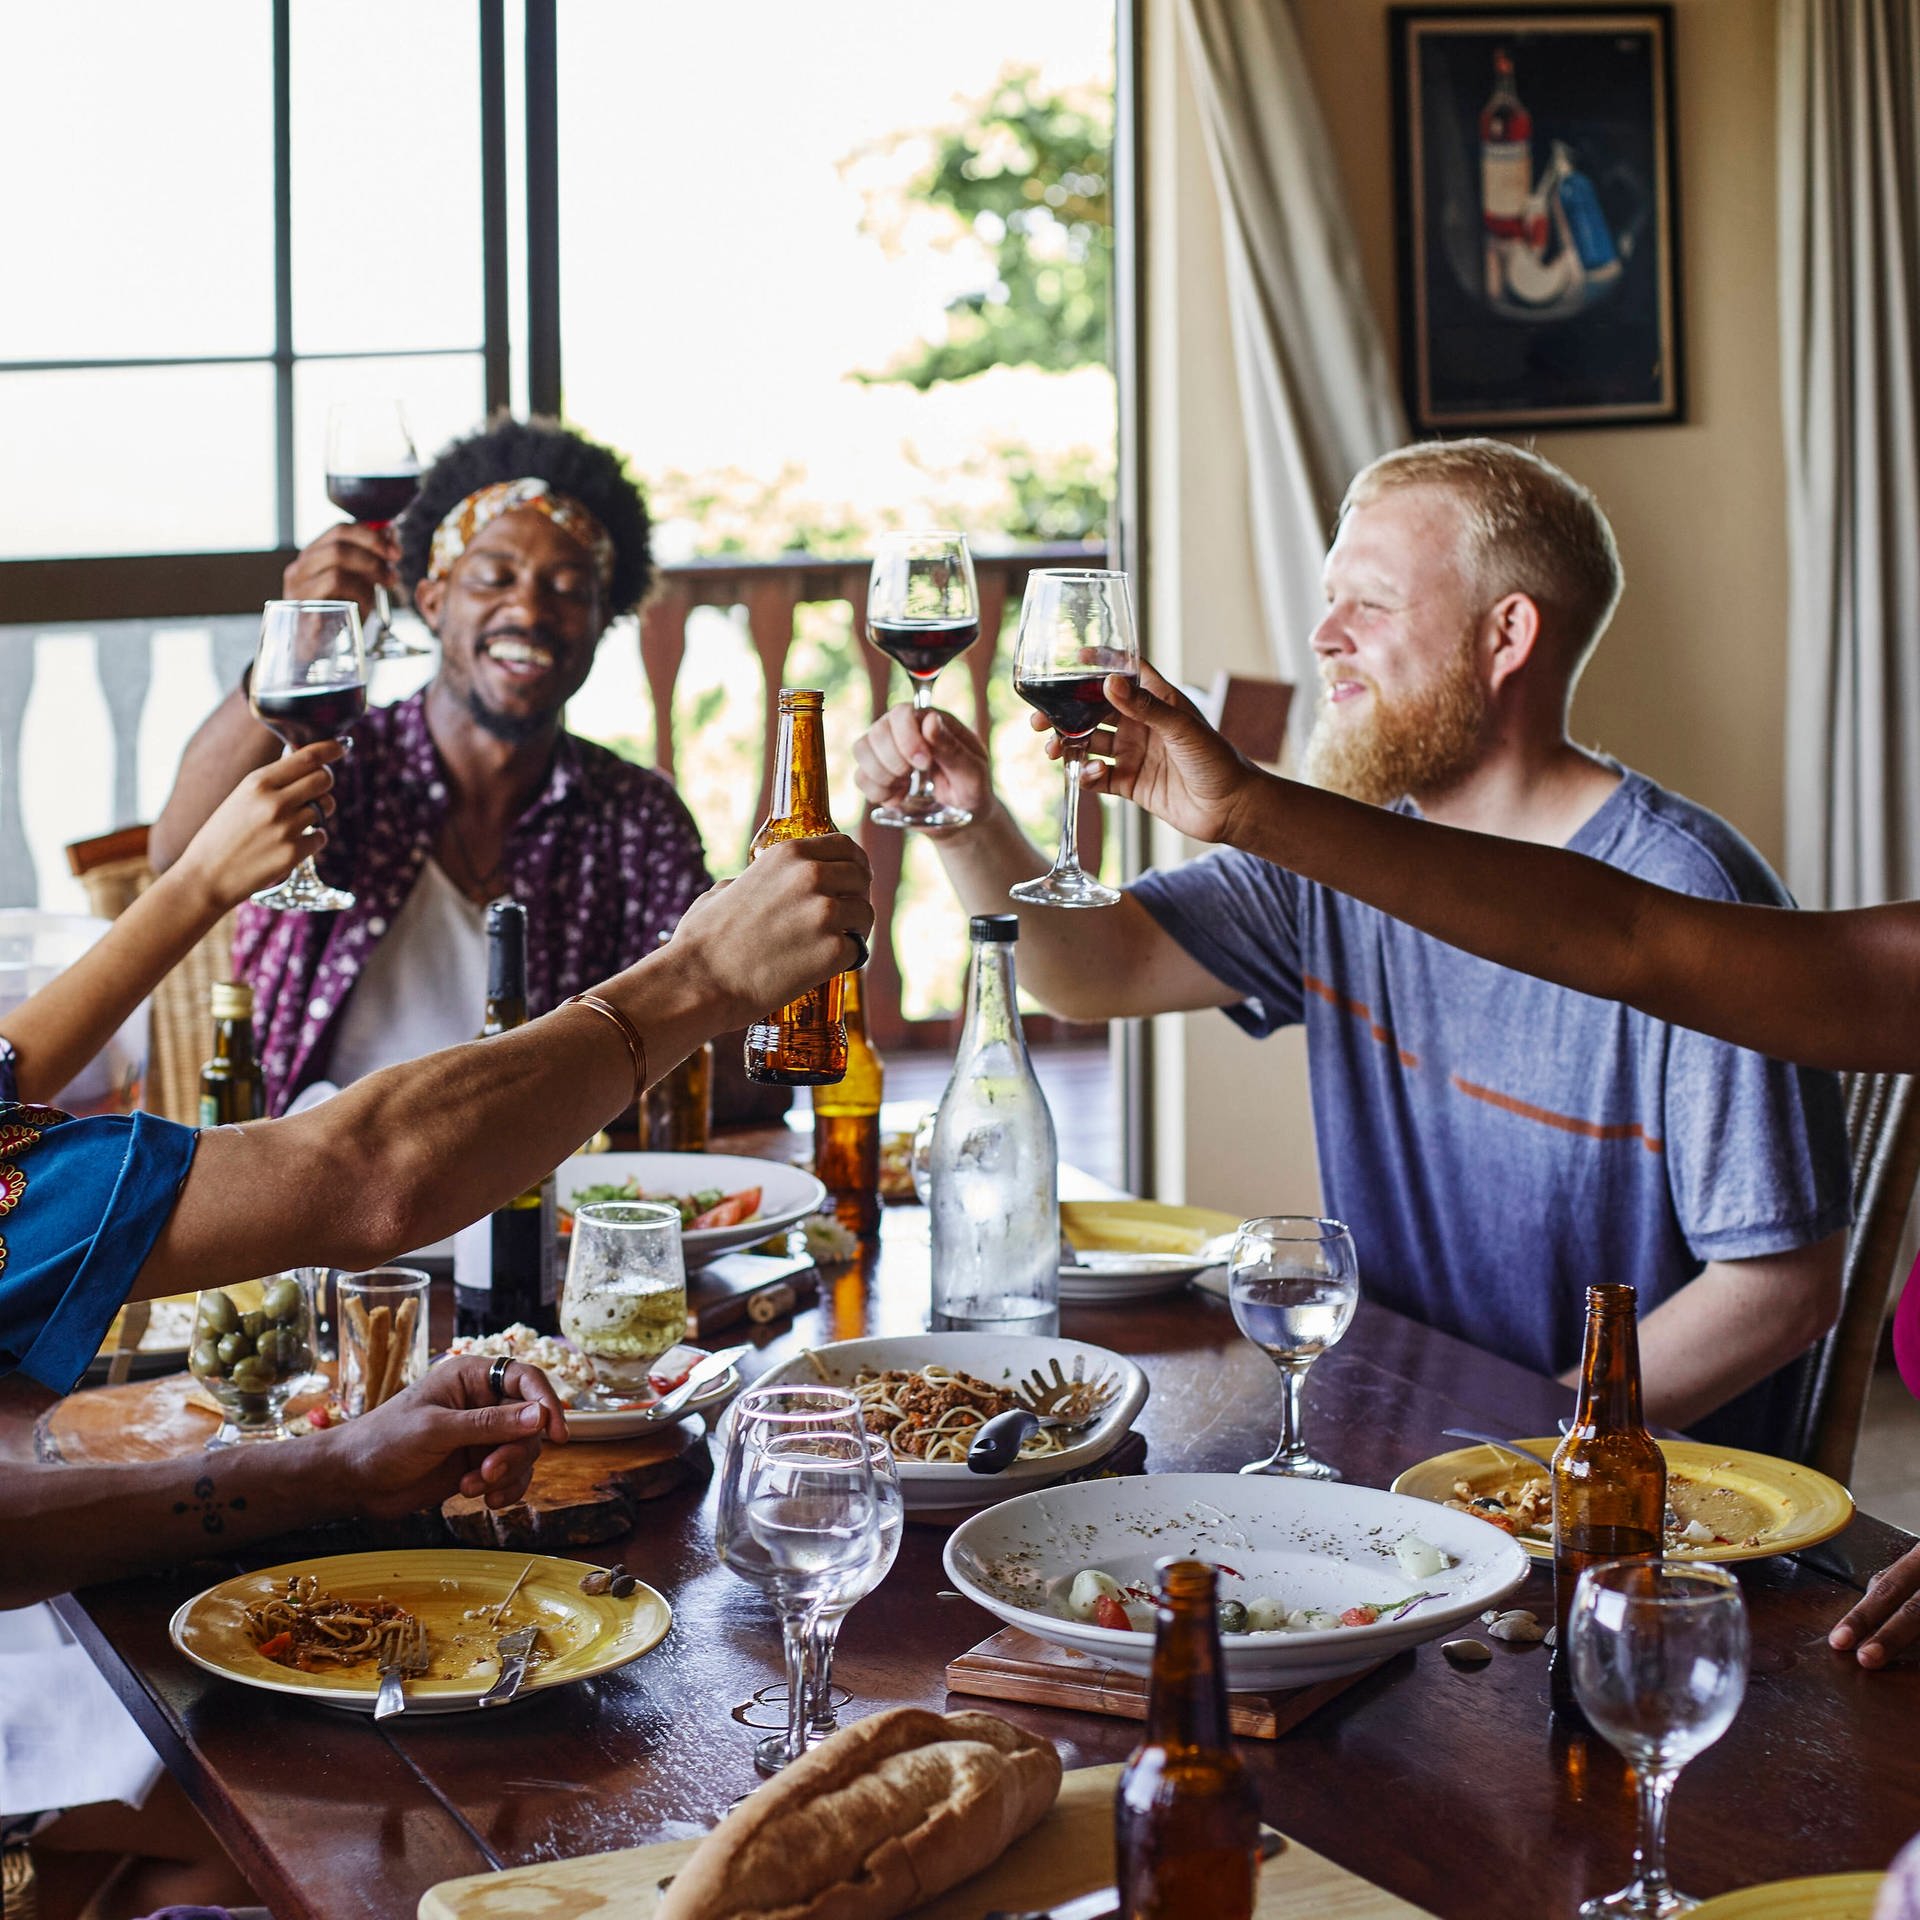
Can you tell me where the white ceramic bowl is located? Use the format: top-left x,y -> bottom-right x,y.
553,1152 -> 826,1268
942,1472 -> 1531,1688
750,1332 -> 1150,1518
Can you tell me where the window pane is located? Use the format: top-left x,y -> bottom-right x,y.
0,3 -> 273,361
292,353 -> 488,544
0,366 -> 277,559
291,0 -> 484,355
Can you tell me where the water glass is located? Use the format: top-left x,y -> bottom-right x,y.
189,1275 -> 315,1447
338,1267 -> 431,1415
560,1201 -> 687,1407
807,1432 -> 903,1738
1571,1560 -> 1749,1917
1227,1215 -> 1359,1479
715,1388 -> 879,1775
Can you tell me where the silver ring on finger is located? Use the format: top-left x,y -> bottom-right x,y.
487,1355 -> 512,1401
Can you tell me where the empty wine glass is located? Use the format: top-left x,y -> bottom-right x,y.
249,600 -> 367,912
1010,569 -> 1140,908
325,400 -> 427,661
1227,1215 -> 1359,1479
559,1201 -> 687,1408
1571,1561 -> 1749,1918
716,1387 -> 879,1776
867,531 -> 981,830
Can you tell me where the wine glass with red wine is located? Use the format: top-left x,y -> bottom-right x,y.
1010,569 -> 1139,908
325,400 -> 427,662
249,599 -> 367,913
865,530 -> 981,830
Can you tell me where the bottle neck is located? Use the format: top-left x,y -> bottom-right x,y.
766,702 -> 835,833
210,1018 -> 255,1066
1144,1571 -> 1233,1751
1572,1293 -> 1646,1432
959,941 -> 1026,1060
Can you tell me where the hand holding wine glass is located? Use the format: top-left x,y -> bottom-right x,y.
1011,569 -> 1140,908
249,599 -> 367,913
325,399 -> 426,661
866,532 -> 981,831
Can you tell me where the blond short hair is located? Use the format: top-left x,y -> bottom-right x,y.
1341,440 -> 1624,680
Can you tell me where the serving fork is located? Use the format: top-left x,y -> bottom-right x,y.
968,1357 -> 1125,1475
372,1616 -> 429,1721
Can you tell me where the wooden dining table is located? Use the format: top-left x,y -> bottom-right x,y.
15,1147 -> 1920,1920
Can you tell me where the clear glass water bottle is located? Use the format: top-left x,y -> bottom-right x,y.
929,914 -> 1059,1335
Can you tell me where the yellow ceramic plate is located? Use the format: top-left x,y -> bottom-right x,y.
170,1549 -> 670,1714
1688,1872 -> 1882,1918
1390,1438 -> 1855,1566
1060,1200 -> 1241,1257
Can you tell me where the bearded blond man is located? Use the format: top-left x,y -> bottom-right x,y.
851,440 -> 1849,1447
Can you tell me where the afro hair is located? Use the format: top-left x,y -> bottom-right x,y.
398,414 -> 652,616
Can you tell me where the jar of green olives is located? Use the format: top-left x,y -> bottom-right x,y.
190,1275 -> 314,1446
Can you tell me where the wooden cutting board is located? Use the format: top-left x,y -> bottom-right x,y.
418,1763 -> 1437,1919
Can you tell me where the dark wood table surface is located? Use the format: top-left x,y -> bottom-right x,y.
19,1147 -> 1920,1920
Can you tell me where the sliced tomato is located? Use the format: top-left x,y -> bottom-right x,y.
647,1363 -> 693,1396
688,1187 -> 761,1232
256,1632 -> 294,1663
1340,1605 -> 1380,1627
1093,1594 -> 1133,1632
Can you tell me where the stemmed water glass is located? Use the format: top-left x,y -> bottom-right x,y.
1570,1561 -> 1749,1918
1227,1215 -> 1359,1479
806,1431 -> 903,1739
716,1387 -> 881,1776
559,1201 -> 688,1408
1010,569 -> 1140,908
325,400 -> 427,660
866,531 -> 981,830
249,600 -> 367,912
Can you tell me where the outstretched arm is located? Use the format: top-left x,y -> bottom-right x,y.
1076,666 -> 1920,1076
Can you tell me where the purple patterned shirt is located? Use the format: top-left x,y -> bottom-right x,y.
233,689 -> 710,1112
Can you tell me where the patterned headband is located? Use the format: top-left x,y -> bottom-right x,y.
427,478 -> 617,591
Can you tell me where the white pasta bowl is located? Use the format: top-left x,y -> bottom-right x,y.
943,1472 -> 1532,1688
750,1332 -> 1150,1517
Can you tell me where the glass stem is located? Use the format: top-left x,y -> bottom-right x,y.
906,677 -> 936,804
781,1606 -> 815,1766
1274,1360 -> 1309,1464
808,1610 -> 847,1735
1629,1766 -> 1678,1903
372,579 -> 392,643
1054,746 -> 1087,875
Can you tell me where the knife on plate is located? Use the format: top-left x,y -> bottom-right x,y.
981,1829 -> 1287,1920
644,1343 -> 750,1422
477,1624 -> 539,1708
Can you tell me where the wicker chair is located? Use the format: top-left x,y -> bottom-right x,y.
64,824 -> 233,1128
1779,1072 -> 1920,1480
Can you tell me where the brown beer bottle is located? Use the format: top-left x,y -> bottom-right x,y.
198,982 -> 264,1127
745,689 -> 848,1086
642,1042 -> 712,1150
1115,1559 -> 1261,1920
1550,1283 -> 1666,1718
811,966 -> 882,1231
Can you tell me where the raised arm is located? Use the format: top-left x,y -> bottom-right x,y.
1080,666 -> 1920,1076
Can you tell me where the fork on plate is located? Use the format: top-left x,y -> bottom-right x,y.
1012,1354 -> 1121,1428
373,1616 -> 429,1722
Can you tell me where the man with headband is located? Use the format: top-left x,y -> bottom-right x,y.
152,416 -> 710,1112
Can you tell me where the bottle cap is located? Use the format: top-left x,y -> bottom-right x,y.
970,914 -> 1019,942
209,980 -> 254,1021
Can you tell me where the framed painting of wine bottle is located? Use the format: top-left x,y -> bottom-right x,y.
1389,7 -> 1682,431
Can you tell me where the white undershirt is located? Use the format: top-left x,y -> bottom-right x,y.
326,858 -> 490,1091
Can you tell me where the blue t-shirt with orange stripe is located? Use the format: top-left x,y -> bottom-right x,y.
1132,766 -> 1852,1451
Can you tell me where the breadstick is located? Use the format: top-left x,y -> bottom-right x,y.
379,1296 -> 418,1407
344,1293 -> 373,1349
363,1304 -> 391,1412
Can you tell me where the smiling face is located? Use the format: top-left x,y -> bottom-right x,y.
1302,485 -> 1494,807
413,507 -> 607,743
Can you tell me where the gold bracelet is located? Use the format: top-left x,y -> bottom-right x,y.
563,992 -> 648,1108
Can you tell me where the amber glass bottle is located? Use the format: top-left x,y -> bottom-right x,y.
1115,1559 -> 1261,1920
745,689 -> 848,1086
198,981 -> 264,1127
811,966 -> 882,1231
1551,1283 -> 1666,1717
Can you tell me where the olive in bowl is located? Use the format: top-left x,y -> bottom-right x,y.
191,1276 -> 314,1447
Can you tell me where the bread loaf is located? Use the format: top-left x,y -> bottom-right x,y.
654,1707 -> 1062,1920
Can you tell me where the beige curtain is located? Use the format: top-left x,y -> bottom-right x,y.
1780,0 -> 1920,908
1175,0 -> 1405,714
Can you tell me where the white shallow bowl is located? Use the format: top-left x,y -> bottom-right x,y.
553,1152 -> 825,1268
751,1332 -> 1150,1517
943,1472 -> 1531,1688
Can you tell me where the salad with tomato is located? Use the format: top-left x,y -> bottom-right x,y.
558,1180 -> 762,1235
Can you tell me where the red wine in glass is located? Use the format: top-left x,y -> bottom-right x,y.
1015,662 -> 1137,738
869,616 -> 980,682
325,471 -> 419,529
252,682 -> 368,749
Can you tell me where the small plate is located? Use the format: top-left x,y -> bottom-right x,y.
1687,1873 -> 1882,1918
553,1151 -> 826,1268
562,1342 -> 741,1439
1058,1201 -> 1239,1303
1391,1438 -> 1856,1565
170,1549 -> 670,1713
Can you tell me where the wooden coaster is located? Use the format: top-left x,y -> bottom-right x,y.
945,1625 -> 1382,1740
441,1426 -> 712,1549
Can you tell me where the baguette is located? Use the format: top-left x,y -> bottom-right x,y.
655,1708 -> 1062,1920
